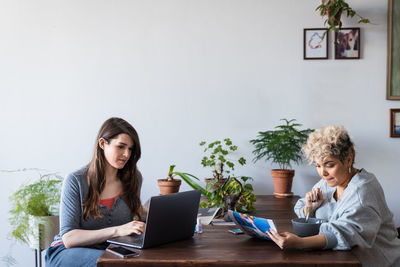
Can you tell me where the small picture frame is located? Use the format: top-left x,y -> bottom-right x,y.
335,28 -> 360,59
387,0 -> 400,100
304,28 -> 328,60
390,109 -> 400,137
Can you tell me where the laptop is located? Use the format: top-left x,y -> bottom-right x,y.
107,189 -> 201,249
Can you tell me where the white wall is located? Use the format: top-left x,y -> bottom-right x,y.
0,0 -> 398,266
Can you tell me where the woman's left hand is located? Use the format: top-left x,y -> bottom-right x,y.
266,229 -> 302,250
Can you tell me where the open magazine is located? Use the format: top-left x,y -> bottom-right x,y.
228,210 -> 277,240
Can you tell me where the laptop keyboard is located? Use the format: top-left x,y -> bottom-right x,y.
135,234 -> 144,242
130,234 -> 144,246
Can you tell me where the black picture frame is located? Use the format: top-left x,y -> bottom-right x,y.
335,27 -> 360,59
303,28 -> 328,60
387,0 -> 400,100
390,109 -> 400,137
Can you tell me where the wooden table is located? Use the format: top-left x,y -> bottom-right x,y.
97,195 -> 361,266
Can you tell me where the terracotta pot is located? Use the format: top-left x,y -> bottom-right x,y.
28,215 -> 59,250
157,179 -> 181,195
270,169 -> 295,198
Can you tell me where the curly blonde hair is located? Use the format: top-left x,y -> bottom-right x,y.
302,125 -> 355,165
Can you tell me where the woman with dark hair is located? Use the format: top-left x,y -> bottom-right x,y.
266,125 -> 400,267
46,117 -> 145,266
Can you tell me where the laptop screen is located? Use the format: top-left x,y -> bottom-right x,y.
107,189 -> 201,249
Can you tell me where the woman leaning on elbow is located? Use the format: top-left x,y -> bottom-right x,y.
266,125 -> 400,267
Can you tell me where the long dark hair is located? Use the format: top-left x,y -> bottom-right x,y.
83,117 -> 142,220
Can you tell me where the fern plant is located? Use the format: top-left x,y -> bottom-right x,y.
8,170 -> 63,245
250,119 -> 314,170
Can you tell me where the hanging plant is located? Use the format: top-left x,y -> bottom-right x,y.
316,0 -> 370,39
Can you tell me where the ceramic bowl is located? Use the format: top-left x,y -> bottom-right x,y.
291,218 -> 327,237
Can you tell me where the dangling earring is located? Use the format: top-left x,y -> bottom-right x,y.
348,167 -> 351,174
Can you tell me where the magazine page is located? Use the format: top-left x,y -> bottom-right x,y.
228,210 -> 277,240
197,207 -> 221,225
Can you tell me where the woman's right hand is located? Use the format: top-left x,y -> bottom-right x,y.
304,188 -> 323,216
115,220 -> 146,237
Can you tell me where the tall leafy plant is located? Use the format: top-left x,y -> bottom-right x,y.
250,119 -> 314,170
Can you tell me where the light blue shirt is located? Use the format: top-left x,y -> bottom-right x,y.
294,169 -> 400,267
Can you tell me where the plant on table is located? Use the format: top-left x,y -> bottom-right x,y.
157,165 -> 182,195
250,119 -> 314,198
179,138 -> 256,213
157,164 -> 209,196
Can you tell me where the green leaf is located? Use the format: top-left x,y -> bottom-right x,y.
226,161 -> 234,169
173,172 -> 208,197
229,145 -> 237,151
358,19 -> 370,24
224,138 -> 232,145
168,165 -> 176,175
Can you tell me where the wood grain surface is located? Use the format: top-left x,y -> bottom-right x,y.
97,195 -> 360,267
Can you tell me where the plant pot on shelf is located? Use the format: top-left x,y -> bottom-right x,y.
28,215 -> 59,250
157,179 -> 181,195
271,169 -> 294,198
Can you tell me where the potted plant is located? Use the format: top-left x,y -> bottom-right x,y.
158,139 -> 257,213
200,138 -> 246,184
177,171 -> 257,213
8,170 -> 63,250
197,138 -> 256,212
157,165 -> 208,195
250,119 -> 314,198
157,165 -> 182,195
221,176 -> 257,213
316,0 -> 370,39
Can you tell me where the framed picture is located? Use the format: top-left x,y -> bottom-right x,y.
303,28 -> 328,60
390,109 -> 400,137
335,28 -> 360,59
387,0 -> 400,100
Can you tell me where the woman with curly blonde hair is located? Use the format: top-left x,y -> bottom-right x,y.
267,125 -> 400,267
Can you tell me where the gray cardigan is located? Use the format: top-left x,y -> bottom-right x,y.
294,169 -> 400,267
51,166 -> 142,247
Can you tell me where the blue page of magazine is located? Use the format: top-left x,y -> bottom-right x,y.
230,211 -> 277,240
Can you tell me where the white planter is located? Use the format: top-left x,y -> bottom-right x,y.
27,215 -> 59,250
